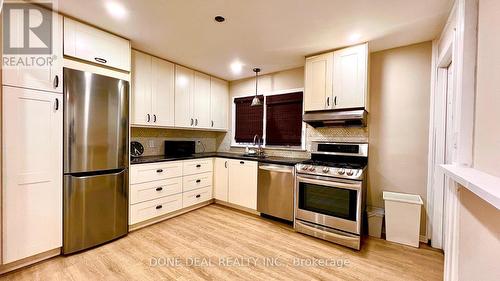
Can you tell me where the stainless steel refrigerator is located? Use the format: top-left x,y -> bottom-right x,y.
63,68 -> 129,254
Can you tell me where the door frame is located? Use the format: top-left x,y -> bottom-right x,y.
426,0 -> 478,250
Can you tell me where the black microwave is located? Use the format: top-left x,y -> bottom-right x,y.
164,141 -> 196,157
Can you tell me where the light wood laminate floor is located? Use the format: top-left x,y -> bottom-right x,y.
0,204 -> 443,280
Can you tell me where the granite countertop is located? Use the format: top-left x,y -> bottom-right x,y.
130,152 -> 308,166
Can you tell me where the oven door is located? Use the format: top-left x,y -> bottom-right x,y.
295,174 -> 362,234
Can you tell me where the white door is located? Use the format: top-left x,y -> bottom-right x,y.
332,43 -> 368,109
210,77 -> 228,130
213,158 -> 229,201
2,12 -> 63,93
228,160 -> 258,210
2,86 -> 63,263
131,50 -> 152,125
174,65 -> 194,127
193,71 -> 211,128
152,57 -> 175,126
304,52 -> 333,111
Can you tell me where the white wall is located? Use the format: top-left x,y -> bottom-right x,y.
456,0 -> 500,280
368,42 -> 432,235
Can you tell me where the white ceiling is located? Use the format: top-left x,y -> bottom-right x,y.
55,0 -> 452,81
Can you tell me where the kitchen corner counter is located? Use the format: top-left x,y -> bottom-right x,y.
130,152 -> 308,166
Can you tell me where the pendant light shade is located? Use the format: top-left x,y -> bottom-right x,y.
251,68 -> 262,107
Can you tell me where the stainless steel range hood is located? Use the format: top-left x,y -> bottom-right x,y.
303,109 -> 367,127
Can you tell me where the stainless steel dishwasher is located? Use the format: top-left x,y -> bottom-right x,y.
257,163 -> 295,221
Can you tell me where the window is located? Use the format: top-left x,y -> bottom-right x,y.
233,91 -> 304,148
234,95 -> 264,143
266,92 -> 303,146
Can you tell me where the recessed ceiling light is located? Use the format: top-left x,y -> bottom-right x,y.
230,61 -> 243,74
214,16 -> 225,23
105,1 -> 128,20
348,33 -> 362,43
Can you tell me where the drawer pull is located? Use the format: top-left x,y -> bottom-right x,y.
156,205 -> 163,210
196,195 -> 201,198
94,57 -> 107,64
196,164 -> 201,168
155,187 -> 163,191
156,169 -> 163,173
240,161 -> 245,164
196,179 -> 201,183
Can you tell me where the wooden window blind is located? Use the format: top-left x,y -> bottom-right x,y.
234,95 -> 264,143
265,92 -> 303,146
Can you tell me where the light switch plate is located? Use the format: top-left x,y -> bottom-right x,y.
148,140 -> 155,148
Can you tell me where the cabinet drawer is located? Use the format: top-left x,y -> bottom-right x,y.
129,194 -> 182,225
183,172 -> 212,192
183,186 -> 213,208
130,177 -> 182,204
131,162 -> 183,184
183,159 -> 213,175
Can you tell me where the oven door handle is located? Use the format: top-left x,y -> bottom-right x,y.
297,175 -> 361,191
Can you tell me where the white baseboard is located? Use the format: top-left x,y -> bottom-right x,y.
420,235 -> 429,243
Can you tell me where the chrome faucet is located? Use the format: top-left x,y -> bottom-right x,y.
253,134 -> 264,156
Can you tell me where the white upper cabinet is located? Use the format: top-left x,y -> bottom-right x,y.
332,43 -> 368,110
64,17 -> 131,71
151,57 -> 175,126
304,52 -> 333,111
193,71 -> 211,128
174,65 -> 194,127
304,43 -> 369,111
2,86 -> 63,263
131,50 -> 152,125
210,77 -> 229,130
131,51 -> 175,127
2,11 -> 63,93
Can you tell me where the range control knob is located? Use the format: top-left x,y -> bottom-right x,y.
337,168 -> 345,175
322,167 -> 330,173
301,165 -> 309,171
308,166 -> 316,172
346,169 -> 354,176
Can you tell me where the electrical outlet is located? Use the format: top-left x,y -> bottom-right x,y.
196,140 -> 202,145
148,140 -> 155,148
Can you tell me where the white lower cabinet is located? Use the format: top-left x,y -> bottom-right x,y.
183,186 -> 213,208
214,158 -> 258,210
213,158 -> 229,201
129,194 -> 183,225
129,159 -> 214,226
2,86 -> 63,263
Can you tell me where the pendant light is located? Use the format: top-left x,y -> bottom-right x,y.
251,68 -> 262,107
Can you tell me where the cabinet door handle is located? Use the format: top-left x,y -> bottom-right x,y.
196,164 -> 201,168
240,161 -> 245,164
156,169 -> 163,173
224,161 -> 227,168
190,118 -> 194,126
155,205 -> 163,210
334,96 -> 337,106
196,179 -> 201,183
155,187 -> 163,191
94,57 -> 107,64
53,75 -> 59,88
326,97 -> 330,107
147,114 -> 151,122
153,114 -> 157,123
54,98 -> 59,111
196,194 -> 201,198
195,119 -> 198,126
211,120 -> 214,127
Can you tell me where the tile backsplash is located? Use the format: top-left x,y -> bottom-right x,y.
132,125 -> 368,158
131,127 -> 224,156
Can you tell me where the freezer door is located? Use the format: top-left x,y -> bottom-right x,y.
63,169 -> 128,254
64,68 -> 129,173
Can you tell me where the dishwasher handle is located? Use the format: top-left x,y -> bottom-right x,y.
258,164 -> 294,174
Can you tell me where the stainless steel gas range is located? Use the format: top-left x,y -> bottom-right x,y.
294,142 -> 368,250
